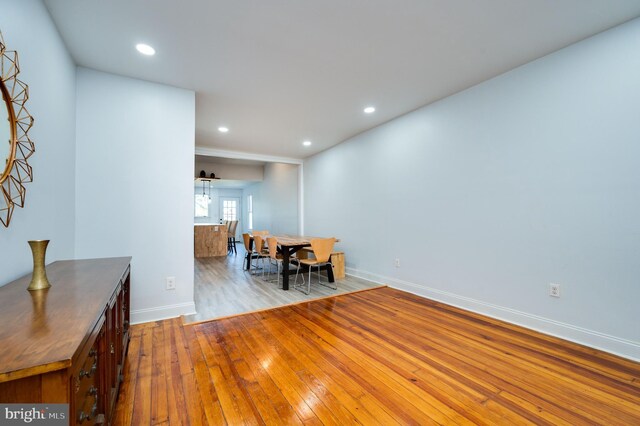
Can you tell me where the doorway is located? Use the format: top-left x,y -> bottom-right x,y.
220,197 -> 241,239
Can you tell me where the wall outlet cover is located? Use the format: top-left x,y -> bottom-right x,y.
166,276 -> 176,290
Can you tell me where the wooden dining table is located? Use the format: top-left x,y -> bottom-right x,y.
244,234 -> 338,290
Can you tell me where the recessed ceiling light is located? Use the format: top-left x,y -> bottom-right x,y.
218,126 -> 229,133
303,140 -> 312,146
135,43 -> 156,56
364,106 -> 376,114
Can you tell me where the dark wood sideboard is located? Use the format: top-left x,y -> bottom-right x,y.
0,257 -> 132,425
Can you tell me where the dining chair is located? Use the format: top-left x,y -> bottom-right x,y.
227,220 -> 238,254
252,230 -> 269,236
294,237 -> 337,295
252,235 -> 270,275
266,236 -> 283,287
242,233 -> 258,272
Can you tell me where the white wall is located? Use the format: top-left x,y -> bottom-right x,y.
75,68 -> 196,323
0,0 -> 76,285
243,163 -> 299,235
304,19 -> 640,360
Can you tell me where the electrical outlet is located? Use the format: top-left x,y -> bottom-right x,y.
549,283 -> 560,298
395,258 -> 400,268
166,276 -> 176,290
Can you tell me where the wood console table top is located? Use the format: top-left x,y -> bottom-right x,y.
0,257 -> 132,383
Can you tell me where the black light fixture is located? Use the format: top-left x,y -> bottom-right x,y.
201,179 -> 212,203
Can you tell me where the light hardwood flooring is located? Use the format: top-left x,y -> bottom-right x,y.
114,287 -> 640,425
183,245 -> 381,324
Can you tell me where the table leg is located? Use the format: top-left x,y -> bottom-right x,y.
282,248 -> 290,290
325,262 -> 335,283
244,239 -> 254,271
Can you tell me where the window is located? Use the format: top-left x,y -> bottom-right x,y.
195,194 -> 209,217
247,195 -> 253,229
222,199 -> 237,221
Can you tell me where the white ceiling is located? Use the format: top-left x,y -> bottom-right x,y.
45,1 -> 640,159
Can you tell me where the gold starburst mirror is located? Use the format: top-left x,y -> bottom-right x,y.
0,31 -> 34,227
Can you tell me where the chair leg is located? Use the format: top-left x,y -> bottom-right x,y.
317,264 -> 337,290
294,261 -> 308,294
263,257 -> 272,281
277,262 -> 282,288
261,257 -> 267,278
250,254 -> 260,274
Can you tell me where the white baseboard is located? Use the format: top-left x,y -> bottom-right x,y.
131,301 -> 197,324
346,267 -> 640,362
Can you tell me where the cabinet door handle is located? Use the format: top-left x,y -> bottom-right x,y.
78,411 -> 90,423
79,362 -> 97,379
110,343 -> 115,354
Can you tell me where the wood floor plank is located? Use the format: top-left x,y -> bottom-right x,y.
255,310 -> 398,425
338,295 -> 599,420
178,318 -> 210,426
378,288 -> 640,381
196,324 -> 264,425
151,325 -> 169,425
281,305 -> 468,425
303,297 -> 571,425
292,300 -> 537,426
115,288 -> 640,426
239,313 -> 383,425
361,288 -> 640,392
161,320 -> 189,426
347,291 -> 640,422
395,297 -> 640,408
113,324 -> 142,425
131,323 -> 154,425
339,294 -> 634,424
214,320 -> 305,425
231,315 -> 343,425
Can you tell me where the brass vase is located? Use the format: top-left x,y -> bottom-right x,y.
27,240 -> 52,291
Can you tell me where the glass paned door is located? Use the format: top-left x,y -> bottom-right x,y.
219,197 -> 241,236
222,199 -> 237,221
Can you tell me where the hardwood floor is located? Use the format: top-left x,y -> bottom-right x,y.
114,287 -> 640,425
184,245 -> 380,324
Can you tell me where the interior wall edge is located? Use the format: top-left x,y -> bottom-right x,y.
195,146 -> 303,165
345,266 -> 640,362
